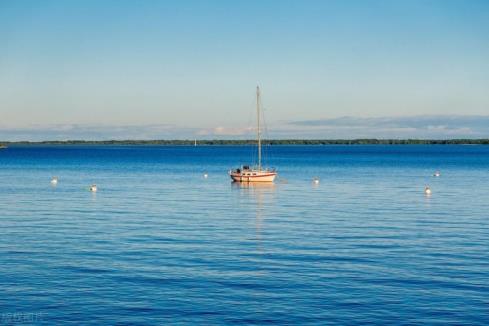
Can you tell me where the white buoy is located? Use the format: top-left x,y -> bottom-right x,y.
89,184 -> 97,192
433,171 -> 441,177
424,186 -> 432,195
51,177 -> 58,185
203,173 -> 208,179
313,177 -> 320,184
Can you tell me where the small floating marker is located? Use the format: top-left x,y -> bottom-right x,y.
433,171 -> 441,177
313,177 -> 320,184
51,177 -> 58,185
203,173 -> 208,179
89,184 -> 97,192
424,186 -> 432,195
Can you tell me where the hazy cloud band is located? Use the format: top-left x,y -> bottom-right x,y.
1,115 -> 489,141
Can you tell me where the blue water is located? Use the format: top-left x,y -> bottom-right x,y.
1,145 -> 488,325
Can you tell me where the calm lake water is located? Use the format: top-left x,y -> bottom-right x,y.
1,145 -> 488,324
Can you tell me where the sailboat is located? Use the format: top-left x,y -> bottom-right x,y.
229,87 -> 277,183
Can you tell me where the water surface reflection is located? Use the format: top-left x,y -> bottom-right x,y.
232,182 -> 276,249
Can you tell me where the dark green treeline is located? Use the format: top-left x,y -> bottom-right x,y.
1,139 -> 489,146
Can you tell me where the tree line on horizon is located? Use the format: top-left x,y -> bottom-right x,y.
2,139 -> 489,146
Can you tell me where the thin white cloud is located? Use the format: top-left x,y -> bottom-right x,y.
196,126 -> 253,137
0,124 -> 197,141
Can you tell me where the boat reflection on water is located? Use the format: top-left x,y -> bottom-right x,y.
231,181 -> 277,203
231,181 -> 277,191
232,181 -> 276,252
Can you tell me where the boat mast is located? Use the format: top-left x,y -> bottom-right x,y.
256,86 -> 261,171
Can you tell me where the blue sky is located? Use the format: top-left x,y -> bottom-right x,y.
1,0 -> 488,140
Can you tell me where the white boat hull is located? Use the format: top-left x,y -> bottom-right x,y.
230,171 -> 277,183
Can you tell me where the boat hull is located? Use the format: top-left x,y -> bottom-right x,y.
230,171 -> 277,183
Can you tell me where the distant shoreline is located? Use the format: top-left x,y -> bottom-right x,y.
1,139 -> 489,146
